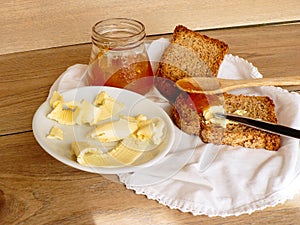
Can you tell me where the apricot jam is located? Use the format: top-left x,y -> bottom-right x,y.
186,93 -> 222,114
88,18 -> 153,95
90,58 -> 153,95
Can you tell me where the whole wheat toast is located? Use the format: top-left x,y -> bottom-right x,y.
173,92 -> 281,151
155,24 -> 280,150
155,25 -> 228,102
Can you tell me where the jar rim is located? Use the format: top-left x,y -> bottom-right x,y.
92,18 -> 145,43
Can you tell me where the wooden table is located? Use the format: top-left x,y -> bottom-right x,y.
1,23 -> 300,224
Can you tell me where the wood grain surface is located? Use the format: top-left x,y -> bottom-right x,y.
1,0 -> 299,54
1,132 -> 300,224
1,23 -> 299,136
1,22 -> 300,224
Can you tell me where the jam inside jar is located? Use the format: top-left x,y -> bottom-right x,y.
87,18 -> 153,95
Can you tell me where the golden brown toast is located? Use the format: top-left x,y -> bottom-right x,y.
173,92 -> 281,151
155,25 -> 228,102
155,24 -> 280,150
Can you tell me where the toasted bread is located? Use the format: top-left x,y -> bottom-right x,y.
155,25 -> 280,150
173,92 -> 281,151
155,25 -> 228,102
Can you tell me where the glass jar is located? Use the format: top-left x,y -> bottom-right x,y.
87,18 -> 153,95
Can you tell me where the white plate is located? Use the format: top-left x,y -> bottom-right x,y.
32,86 -> 175,174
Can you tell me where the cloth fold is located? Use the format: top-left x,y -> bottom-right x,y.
49,38 -> 300,217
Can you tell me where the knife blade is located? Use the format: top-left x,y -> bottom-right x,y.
214,113 -> 300,139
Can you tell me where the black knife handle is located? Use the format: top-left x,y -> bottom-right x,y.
216,113 -> 300,139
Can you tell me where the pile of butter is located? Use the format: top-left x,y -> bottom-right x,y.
203,106 -> 247,128
47,91 -> 124,126
46,91 -> 165,167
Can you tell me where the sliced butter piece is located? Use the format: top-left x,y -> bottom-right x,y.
46,126 -> 63,140
97,98 -> 124,121
88,117 -> 138,142
93,91 -> 109,106
137,117 -> 165,145
72,141 -> 119,166
93,91 -> 125,121
108,143 -> 143,165
76,100 -> 102,125
120,114 -> 148,124
72,142 -> 100,158
47,102 -> 80,125
49,91 -> 64,108
81,153 -> 118,167
121,136 -> 154,151
121,117 -> 165,151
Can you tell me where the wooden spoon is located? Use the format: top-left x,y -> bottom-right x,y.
176,76 -> 300,95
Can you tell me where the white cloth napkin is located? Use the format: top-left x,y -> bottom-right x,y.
50,38 -> 300,217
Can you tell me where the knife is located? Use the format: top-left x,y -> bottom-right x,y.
214,113 -> 300,139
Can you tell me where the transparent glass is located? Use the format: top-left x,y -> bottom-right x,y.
87,18 -> 153,95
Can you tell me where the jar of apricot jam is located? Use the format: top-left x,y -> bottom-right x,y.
87,18 -> 153,95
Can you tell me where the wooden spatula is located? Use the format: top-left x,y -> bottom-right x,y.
176,76 -> 300,95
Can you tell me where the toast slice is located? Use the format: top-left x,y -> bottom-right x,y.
173,92 -> 281,151
155,25 -> 229,102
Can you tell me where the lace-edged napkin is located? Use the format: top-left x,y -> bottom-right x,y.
49,38 -> 300,217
